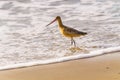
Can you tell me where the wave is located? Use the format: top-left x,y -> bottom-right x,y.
0,46 -> 120,71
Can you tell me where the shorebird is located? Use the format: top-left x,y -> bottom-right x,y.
46,16 -> 87,47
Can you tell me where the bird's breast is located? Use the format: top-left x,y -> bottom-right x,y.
59,27 -> 64,35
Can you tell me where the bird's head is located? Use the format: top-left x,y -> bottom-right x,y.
46,16 -> 61,27
56,16 -> 60,19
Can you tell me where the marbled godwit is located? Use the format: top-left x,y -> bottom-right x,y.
46,16 -> 87,47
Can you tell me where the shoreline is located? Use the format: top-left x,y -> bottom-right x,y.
0,51 -> 120,80
0,46 -> 120,71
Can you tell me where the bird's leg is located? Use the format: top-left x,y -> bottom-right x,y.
71,37 -> 73,45
71,37 -> 76,47
72,38 -> 76,47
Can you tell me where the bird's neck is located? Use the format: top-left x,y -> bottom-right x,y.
57,18 -> 64,28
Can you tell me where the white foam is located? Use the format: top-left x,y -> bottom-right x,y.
0,46 -> 120,71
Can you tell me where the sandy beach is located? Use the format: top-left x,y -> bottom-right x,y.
0,0 -> 120,80
0,51 -> 120,80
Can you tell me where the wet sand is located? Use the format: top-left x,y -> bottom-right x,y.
0,52 -> 120,80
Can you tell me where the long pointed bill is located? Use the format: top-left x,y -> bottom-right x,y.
45,18 -> 56,27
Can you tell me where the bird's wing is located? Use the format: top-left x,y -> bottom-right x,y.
64,27 -> 84,35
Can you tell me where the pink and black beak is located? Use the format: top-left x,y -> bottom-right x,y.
46,18 -> 57,27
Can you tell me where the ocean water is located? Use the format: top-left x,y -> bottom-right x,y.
0,0 -> 120,70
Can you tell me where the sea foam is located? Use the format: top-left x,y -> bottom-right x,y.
0,46 -> 120,71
